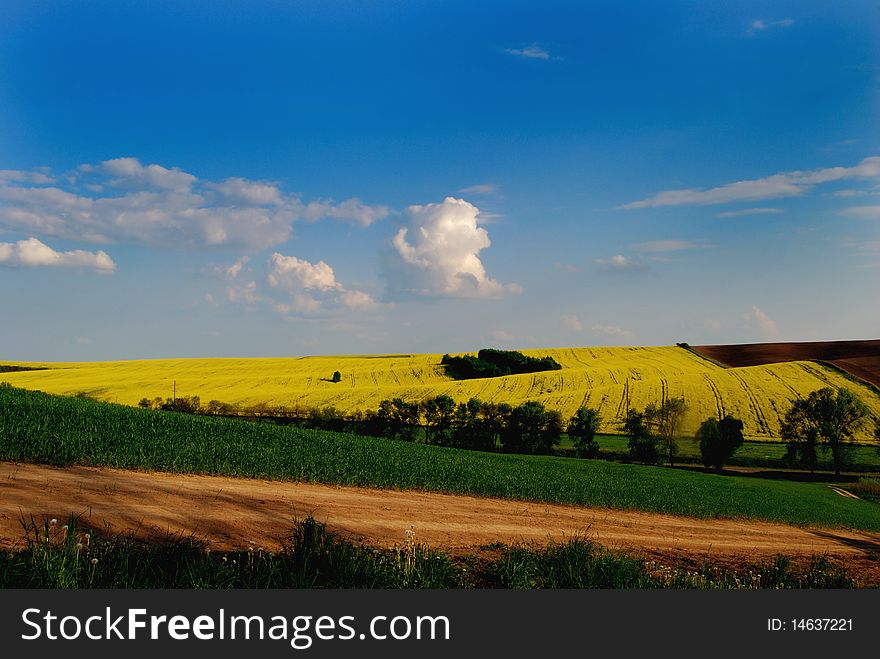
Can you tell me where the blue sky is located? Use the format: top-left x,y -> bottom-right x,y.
1,0 -> 878,360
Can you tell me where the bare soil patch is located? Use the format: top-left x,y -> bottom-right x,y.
2,461 -> 878,575
691,339 -> 880,388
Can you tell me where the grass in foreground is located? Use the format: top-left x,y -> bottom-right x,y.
0,516 -> 858,589
1,386 -> 878,531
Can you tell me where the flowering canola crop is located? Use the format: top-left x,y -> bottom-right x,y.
5,346 -> 879,441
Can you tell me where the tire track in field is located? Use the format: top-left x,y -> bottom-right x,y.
702,374 -> 724,420
615,378 -> 630,419
768,368 -> 802,401
730,371 -> 770,435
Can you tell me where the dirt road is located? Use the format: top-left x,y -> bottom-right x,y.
1,461 -> 878,564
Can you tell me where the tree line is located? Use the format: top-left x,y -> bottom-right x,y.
139,385 -> 876,474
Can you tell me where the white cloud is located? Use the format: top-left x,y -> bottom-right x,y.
339,289 -> 379,310
384,197 -> 519,298
226,281 -> 262,306
0,158 -> 389,250
716,207 -> 784,218
747,18 -> 795,35
458,183 -> 499,195
744,305 -> 779,339
594,254 -> 648,271
828,189 -> 872,198
100,157 -> 197,191
266,253 -> 377,313
0,237 -> 115,273
504,44 -> 553,60
268,253 -> 342,292
555,261 -> 579,273
225,256 -> 250,280
491,329 -> 514,341
561,314 -> 583,332
207,178 -> 284,206
301,198 -> 389,227
621,157 -> 880,209
839,205 -> 880,220
631,239 -> 714,252
0,169 -> 53,185
591,324 -> 634,341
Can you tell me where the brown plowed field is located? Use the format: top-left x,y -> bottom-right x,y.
2,462 -> 879,584
692,339 -> 880,388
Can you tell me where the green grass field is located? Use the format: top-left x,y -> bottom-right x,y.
557,435 -> 880,472
1,385 -> 878,531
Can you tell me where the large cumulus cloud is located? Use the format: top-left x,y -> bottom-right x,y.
383,197 -> 519,298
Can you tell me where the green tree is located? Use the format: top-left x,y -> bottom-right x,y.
423,394 -> 456,445
501,401 -> 561,454
331,371 -> 341,383
696,415 -> 745,471
644,397 -> 687,467
781,388 -> 869,476
623,409 -> 658,464
375,398 -> 421,441
567,407 -> 601,458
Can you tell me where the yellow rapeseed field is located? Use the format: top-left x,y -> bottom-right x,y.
4,346 -> 879,441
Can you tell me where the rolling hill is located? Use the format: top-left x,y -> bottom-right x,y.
3,344 -> 879,441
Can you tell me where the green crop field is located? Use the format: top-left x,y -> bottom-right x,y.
1,385 -> 878,531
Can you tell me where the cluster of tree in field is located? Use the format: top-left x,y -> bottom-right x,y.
138,385 -> 877,473
440,349 -> 562,380
622,387 -> 874,475
621,398 -> 745,471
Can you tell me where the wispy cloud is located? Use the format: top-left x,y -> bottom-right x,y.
631,239 -> 714,252
839,205 -> 880,220
0,169 -> 54,185
555,261 -> 579,273
458,183 -> 499,196
0,237 -> 115,273
744,305 -> 779,339
224,255 -> 250,280
594,254 -> 649,272
716,207 -> 784,218
0,157 -> 390,251
504,43 -> 556,60
747,18 -> 795,35
844,240 -> 880,252
620,157 -> 880,209
591,324 -> 634,341
828,189 -> 876,198
561,314 -> 583,332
